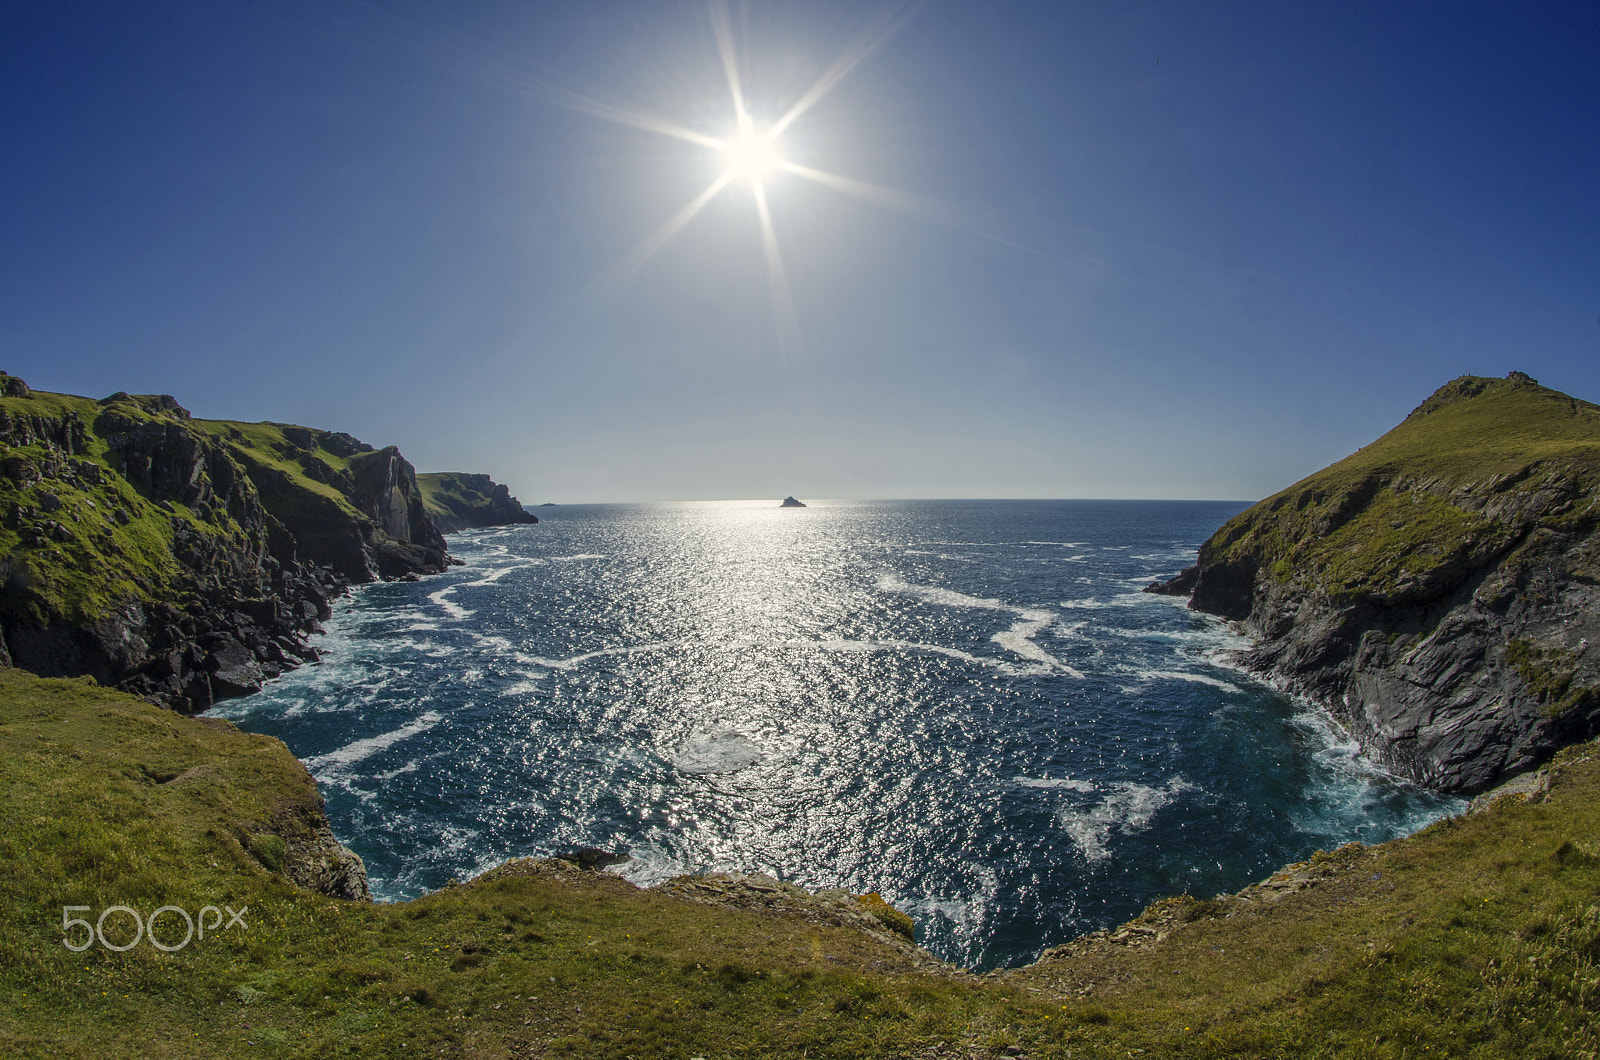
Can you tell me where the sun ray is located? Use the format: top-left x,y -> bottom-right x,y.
751,180 -> 804,360
323,4 -> 727,152
708,0 -> 751,135
776,159 -> 1114,274
769,0 -> 927,139
588,172 -> 734,295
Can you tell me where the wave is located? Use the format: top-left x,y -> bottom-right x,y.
813,636 -> 1054,678
302,711 -> 443,778
530,640 -> 687,670
1057,777 -> 1196,863
1123,669 -> 1243,693
672,727 -> 764,775
427,586 -> 474,621
458,562 -> 545,589
877,575 -> 1084,677
1015,776 -> 1096,791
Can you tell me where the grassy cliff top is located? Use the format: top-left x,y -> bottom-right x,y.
415,472 -> 489,523
416,471 -> 532,532
0,387 -> 396,622
4,669 -> 1600,1056
1199,374 -> 1600,600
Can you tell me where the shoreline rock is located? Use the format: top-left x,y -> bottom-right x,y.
416,471 -> 538,532
0,380 -> 532,714
1147,373 -> 1600,795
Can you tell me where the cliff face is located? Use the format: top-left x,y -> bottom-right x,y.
1151,373 -> 1600,795
416,471 -> 538,533
0,379 -> 456,712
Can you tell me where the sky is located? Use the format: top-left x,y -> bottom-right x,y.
3,1 -> 1597,504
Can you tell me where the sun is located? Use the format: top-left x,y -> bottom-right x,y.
565,0 -> 929,358
720,126 -> 781,183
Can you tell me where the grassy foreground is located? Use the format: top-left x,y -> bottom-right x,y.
2,669 -> 1599,1058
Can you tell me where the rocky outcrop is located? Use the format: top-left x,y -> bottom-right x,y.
0,380 -> 457,713
1149,374 -> 1600,795
415,472 -> 538,533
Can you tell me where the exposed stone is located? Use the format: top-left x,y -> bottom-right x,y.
1149,375 -> 1600,795
416,471 -> 538,533
0,387 -> 525,714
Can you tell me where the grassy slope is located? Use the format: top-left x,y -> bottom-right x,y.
3,669 -> 1599,1058
416,472 -> 524,531
1,392 -> 192,623
1201,376 -> 1600,599
415,472 -> 478,528
0,390 -> 377,625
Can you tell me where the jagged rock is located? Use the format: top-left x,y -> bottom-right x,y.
1150,374 -> 1600,794
204,635 -> 265,698
416,471 -> 538,533
282,823 -> 371,902
657,872 -> 936,966
1,385 -> 468,713
558,847 -> 632,871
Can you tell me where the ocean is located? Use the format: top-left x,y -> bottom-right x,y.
212,499 -> 1461,970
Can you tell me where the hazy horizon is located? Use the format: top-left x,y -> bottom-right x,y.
5,2 -> 1597,505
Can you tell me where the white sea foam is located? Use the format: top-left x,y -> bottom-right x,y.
878,575 -> 1083,677
672,727 -> 763,775
1058,778 -> 1197,862
878,574 -> 1006,612
531,640 -> 686,670
374,760 -> 420,782
459,561 -> 544,589
992,612 -> 1084,677
814,636 -> 1054,678
1015,776 -> 1097,791
619,847 -> 692,889
303,711 -> 442,777
427,587 -> 474,621
1125,669 -> 1243,693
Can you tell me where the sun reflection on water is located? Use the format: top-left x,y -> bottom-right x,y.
223,501 -> 1463,970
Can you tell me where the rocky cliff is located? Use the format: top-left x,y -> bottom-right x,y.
0,376 -> 485,712
416,471 -> 538,533
1149,372 -> 1600,794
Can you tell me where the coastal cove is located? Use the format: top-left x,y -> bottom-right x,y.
4,375 -> 1600,1055
212,499 -> 1461,970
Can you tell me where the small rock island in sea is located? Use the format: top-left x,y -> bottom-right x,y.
780,496 -> 806,507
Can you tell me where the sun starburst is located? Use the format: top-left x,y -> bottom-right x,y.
556,0 -> 935,359
720,126 -> 781,184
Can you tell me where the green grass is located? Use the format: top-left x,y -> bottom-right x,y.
1,389 -> 396,626
1505,638 -> 1598,720
416,472 -> 526,531
1203,375 -> 1600,601
4,668 -> 1600,1057
1,392 -> 195,622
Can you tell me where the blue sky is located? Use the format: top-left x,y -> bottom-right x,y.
4,2 -> 1597,503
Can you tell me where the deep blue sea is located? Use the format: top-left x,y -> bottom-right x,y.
213,500 -> 1461,969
